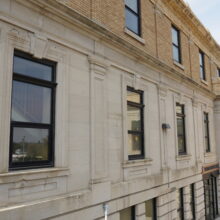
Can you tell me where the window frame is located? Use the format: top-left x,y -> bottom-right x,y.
125,0 -> 141,36
177,188 -> 184,220
199,50 -> 206,81
9,50 -> 57,170
127,86 -> 145,160
217,68 -> 220,77
190,184 -> 196,220
176,103 -> 187,155
171,25 -> 182,64
204,112 -> 210,153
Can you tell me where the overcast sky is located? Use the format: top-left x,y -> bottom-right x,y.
184,0 -> 220,44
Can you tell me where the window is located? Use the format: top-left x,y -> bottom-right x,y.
120,206 -> 135,220
177,188 -> 184,220
145,198 -> 157,220
199,50 -> 206,80
127,87 -> 144,160
190,184 -> 196,220
172,26 -> 181,63
125,0 -> 141,35
217,68 -> 220,77
9,50 -> 56,170
204,112 -> 210,153
176,103 -> 186,155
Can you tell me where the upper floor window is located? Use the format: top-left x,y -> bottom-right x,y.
172,26 -> 181,63
120,206 -> 135,220
9,50 -> 56,170
127,86 -> 144,160
125,0 -> 141,35
204,112 -> 210,153
176,103 -> 186,155
199,50 -> 206,80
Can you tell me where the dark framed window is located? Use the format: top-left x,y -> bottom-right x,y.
172,25 -> 181,63
176,103 -> 186,155
127,86 -> 144,160
217,68 -> 220,77
190,184 -> 196,220
9,50 -> 56,170
145,198 -> 157,220
120,206 -> 135,220
204,112 -> 210,153
125,0 -> 141,35
177,188 -> 184,220
199,50 -> 206,80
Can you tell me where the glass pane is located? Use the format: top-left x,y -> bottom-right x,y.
199,52 -> 203,65
200,66 -> 205,79
127,90 -> 141,103
145,200 -> 153,220
127,105 -> 141,131
128,133 -> 142,156
172,27 -> 178,45
177,117 -> 184,136
120,207 -> 132,220
125,9 -> 139,35
14,56 -> 52,81
173,46 -> 180,62
12,81 -> 51,124
178,136 -> 185,153
125,0 -> 138,13
12,127 -> 49,163
176,105 -> 183,114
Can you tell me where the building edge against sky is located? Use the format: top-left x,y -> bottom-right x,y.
0,0 -> 220,219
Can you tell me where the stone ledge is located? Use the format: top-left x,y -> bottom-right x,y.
122,158 -> 153,168
0,167 -> 69,184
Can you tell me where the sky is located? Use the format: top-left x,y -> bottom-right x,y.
183,0 -> 220,44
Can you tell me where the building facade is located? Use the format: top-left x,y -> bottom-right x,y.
0,0 -> 220,219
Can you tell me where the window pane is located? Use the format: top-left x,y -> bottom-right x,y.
178,136 -> 185,153
199,52 -> 203,65
125,0 -> 138,13
14,56 -> 52,81
128,133 -> 142,156
127,105 -> 141,131
120,207 -> 132,220
177,117 -> 184,136
200,66 -> 205,79
12,127 -> 49,163
172,27 -> 178,45
173,46 -> 180,62
125,9 -> 139,35
127,90 -> 141,103
145,200 -> 153,220
176,105 -> 183,114
12,81 -> 51,124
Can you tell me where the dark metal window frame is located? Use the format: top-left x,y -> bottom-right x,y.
125,0 -> 141,36
127,86 -> 145,160
131,205 -> 136,220
204,112 -> 210,153
177,188 -> 184,220
199,50 -> 206,80
176,103 -> 187,155
153,198 -> 157,220
9,50 -> 56,170
172,25 -> 182,63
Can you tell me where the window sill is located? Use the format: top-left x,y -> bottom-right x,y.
0,167 -> 69,184
122,158 -> 152,168
201,79 -> 208,86
204,152 -> 215,158
176,154 -> 191,161
173,60 -> 185,70
124,28 -> 145,45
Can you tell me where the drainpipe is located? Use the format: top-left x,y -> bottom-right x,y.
103,204 -> 108,220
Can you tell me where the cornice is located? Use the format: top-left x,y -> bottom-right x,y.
15,0 -> 216,99
162,0 -> 220,59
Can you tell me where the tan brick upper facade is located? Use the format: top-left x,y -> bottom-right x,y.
58,0 -> 220,93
